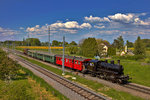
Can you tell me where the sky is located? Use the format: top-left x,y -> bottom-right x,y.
0,0 -> 150,43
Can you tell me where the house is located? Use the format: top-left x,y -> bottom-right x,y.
100,43 -> 110,56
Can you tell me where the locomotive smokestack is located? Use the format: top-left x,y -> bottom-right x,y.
110,60 -> 114,64
105,60 -> 108,63
117,60 -> 120,65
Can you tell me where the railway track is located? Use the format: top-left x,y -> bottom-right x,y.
12,54 -> 108,100
5,48 -> 150,99
123,83 -> 150,95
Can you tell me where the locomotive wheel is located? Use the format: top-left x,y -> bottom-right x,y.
117,79 -> 122,84
91,73 -> 96,77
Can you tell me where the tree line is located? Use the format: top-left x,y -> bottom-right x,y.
0,36 -> 148,57
79,36 -> 146,57
1,38 -> 78,47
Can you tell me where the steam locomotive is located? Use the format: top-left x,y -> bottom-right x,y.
24,49 -> 130,84
83,60 -> 129,83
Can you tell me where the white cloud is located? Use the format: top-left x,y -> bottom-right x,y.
50,21 -> 92,29
94,25 -> 105,29
84,15 -> 110,22
64,21 -> 79,28
80,23 -> 92,29
108,13 -> 134,23
59,29 -> 77,34
108,13 -> 150,26
26,21 -> 92,36
0,27 -> 18,36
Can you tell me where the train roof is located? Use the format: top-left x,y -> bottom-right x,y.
55,54 -> 74,59
28,50 -> 91,61
55,54 -> 91,61
28,50 -> 55,56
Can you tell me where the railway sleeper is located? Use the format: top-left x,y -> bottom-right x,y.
78,90 -> 85,94
88,95 -> 95,100
92,96 -> 102,100
81,91 -> 89,97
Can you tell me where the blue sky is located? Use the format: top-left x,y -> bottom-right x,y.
0,0 -> 150,43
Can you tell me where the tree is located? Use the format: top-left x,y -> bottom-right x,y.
68,46 -> 78,54
133,36 -> 145,55
25,38 -> 41,46
65,42 -> 68,46
78,38 -> 85,47
112,36 -> 124,51
126,40 -> 133,48
81,38 -> 98,57
107,47 -> 116,56
70,41 -> 77,46
141,39 -> 150,47
52,40 -> 59,46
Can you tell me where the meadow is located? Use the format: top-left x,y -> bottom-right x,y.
16,46 -> 150,87
20,55 -> 143,100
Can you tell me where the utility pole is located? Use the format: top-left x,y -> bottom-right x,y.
28,33 -> 29,47
48,26 -> 51,54
62,36 -> 65,75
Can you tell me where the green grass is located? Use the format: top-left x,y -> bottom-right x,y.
0,69 -> 68,100
20,65 -> 68,100
20,55 -> 144,100
0,79 -> 34,100
0,67 -> 68,100
121,60 -> 150,87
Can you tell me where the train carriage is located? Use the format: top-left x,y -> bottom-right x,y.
27,50 -> 33,56
55,55 -> 74,68
28,50 -> 37,58
42,52 -> 55,64
74,57 -> 91,71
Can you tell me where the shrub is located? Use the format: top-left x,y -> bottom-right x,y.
0,49 -> 19,80
68,46 -> 78,54
145,58 -> 150,63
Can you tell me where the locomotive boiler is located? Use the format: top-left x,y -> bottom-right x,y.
83,60 -> 129,83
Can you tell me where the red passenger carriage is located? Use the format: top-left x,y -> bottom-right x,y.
55,55 -> 91,71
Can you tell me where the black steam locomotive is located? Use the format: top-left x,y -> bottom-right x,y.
83,60 -> 130,83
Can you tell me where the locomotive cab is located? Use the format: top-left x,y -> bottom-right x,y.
83,60 -> 100,76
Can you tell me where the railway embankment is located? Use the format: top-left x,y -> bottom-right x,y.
0,48 -> 67,100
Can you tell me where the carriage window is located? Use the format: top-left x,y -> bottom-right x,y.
75,61 -> 77,64
78,61 -> 80,65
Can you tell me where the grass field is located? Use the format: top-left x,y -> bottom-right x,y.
20,55 -> 144,100
0,70 -> 67,100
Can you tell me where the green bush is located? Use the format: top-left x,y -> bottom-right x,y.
145,58 -> 150,63
68,46 -> 78,54
0,49 -> 20,80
